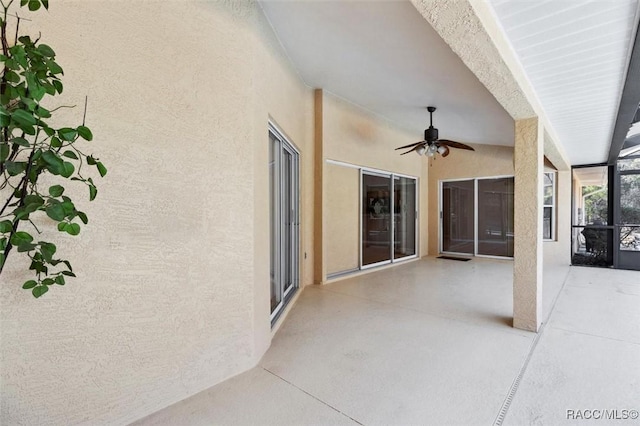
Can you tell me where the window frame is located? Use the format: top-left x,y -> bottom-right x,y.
543,171 -> 556,241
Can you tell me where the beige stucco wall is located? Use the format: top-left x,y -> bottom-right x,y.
427,144 -> 515,255
326,164 -> 360,275
320,92 -> 424,281
1,1 -> 312,424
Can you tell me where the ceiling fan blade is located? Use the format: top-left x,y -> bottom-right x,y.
395,141 -> 425,151
440,145 -> 450,157
438,139 -> 475,151
400,145 -> 422,155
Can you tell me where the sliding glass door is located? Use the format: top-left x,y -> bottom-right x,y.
362,173 -> 392,266
477,177 -> 514,257
361,171 -> 418,268
394,176 -> 417,259
441,176 -> 514,258
269,125 -> 299,322
442,180 -> 475,255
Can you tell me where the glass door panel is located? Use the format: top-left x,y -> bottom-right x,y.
477,177 -> 514,257
269,127 -> 299,321
618,172 -> 640,270
269,132 -> 280,313
282,149 -> 293,295
362,173 -> 392,266
442,180 -> 475,254
571,165 -> 612,267
393,176 -> 417,260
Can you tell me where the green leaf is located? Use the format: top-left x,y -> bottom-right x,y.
20,0 -> 28,7
24,194 -> 44,207
42,150 -> 62,167
0,252 -> 4,269
0,220 -> 12,233
55,275 -> 65,285
36,106 -> 51,119
39,242 -> 56,262
46,204 -> 66,221
61,161 -> 75,178
89,184 -> 97,201
11,231 -> 33,246
0,143 -> 8,162
42,0 -> 49,9
46,59 -> 63,75
0,109 -> 10,127
77,125 -> 93,141
50,136 -> 61,148
77,211 -> 88,225
86,156 -> 96,165
58,128 -> 77,142
5,161 -> 26,176
32,286 -> 49,298
37,44 -> 55,58
49,185 -> 64,197
96,162 -> 107,177
11,109 -> 36,126
10,137 -> 30,147
62,150 -> 78,160
22,280 -> 37,289
62,271 -> 76,277
57,222 -> 66,232
42,278 -> 54,286
65,223 -> 80,236
17,242 -> 37,252
52,80 -> 63,94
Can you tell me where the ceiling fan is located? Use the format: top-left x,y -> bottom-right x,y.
396,107 -> 475,158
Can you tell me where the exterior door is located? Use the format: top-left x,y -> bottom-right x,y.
441,180 -> 475,255
362,172 -> 392,266
269,126 -> 299,323
617,157 -> 640,270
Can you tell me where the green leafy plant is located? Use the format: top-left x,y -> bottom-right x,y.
0,0 -> 105,297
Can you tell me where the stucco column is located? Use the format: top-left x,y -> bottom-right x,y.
513,117 -> 543,332
313,89 -> 326,284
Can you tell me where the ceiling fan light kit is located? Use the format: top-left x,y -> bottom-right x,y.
395,106 -> 475,159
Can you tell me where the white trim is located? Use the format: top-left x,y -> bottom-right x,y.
326,158 -> 419,180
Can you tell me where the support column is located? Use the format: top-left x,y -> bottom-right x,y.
513,117 -> 543,332
313,89 -> 326,284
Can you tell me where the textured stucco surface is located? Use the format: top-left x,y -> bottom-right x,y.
1,1 -> 313,424
410,0 -> 534,121
410,0 -> 571,171
427,144 -> 514,255
326,164 -> 359,275
513,118 -> 543,332
318,92 -> 423,282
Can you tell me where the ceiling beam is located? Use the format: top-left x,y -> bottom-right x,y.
608,23 -> 640,164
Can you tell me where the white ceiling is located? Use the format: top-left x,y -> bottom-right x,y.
488,0 -> 640,165
260,1 -> 639,164
260,1 -> 515,146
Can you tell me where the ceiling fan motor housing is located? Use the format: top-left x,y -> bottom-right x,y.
425,126 -> 438,142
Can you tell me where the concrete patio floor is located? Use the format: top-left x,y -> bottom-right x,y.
134,257 -> 640,426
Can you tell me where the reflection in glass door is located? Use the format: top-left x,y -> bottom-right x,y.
269,126 -> 299,322
441,177 -> 515,258
477,178 -> 514,257
441,180 -> 475,255
362,173 -> 392,266
394,176 -> 417,259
